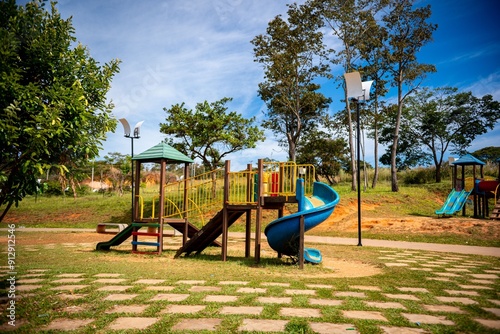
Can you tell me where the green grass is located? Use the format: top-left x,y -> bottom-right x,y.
1,231 -> 499,333
2,180 -> 499,247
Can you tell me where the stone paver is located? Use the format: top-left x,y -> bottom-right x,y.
219,280 -> 249,285
94,273 -> 121,277
56,273 -> 83,278
52,278 -> 84,283
220,306 -> 263,315
365,301 -> 406,309
97,285 -> 132,291
280,307 -> 322,318
150,293 -> 189,302
133,279 -> 165,284
351,285 -> 381,291
162,305 -> 206,314
189,285 -> 221,292
309,298 -> 342,306
444,289 -> 479,296
262,282 -> 289,287
145,285 -> 175,291
103,293 -> 138,301
16,285 -> 42,291
379,326 -> 429,333
334,291 -> 366,298
483,307 -> 500,317
107,317 -> 159,330
238,319 -> 288,332
176,280 -> 205,285
106,305 -> 148,314
43,319 -> 93,331
402,313 -> 454,325
435,296 -> 478,305
422,304 -> 464,313
398,287 -> 429,293
237,287 -> 267,294
285,288 -> 316,295
50,285 -> 89,291
94,278 -> 127,284
383,293 -> 419,301
343,310 -> 388,321
204,295 -> 238,303
172,318 -> 221,331
474,318 -> 500,330
310,322 -> 358,334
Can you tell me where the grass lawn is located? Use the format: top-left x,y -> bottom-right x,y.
0,229 -> 499,333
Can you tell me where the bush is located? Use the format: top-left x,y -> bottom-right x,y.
402,167 -> 435,185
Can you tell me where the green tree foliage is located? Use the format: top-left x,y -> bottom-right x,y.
399,87 -> 500,182
159,97 -> 265,171
472,147 -> 500,163
0,1 -> 120,221
296,130 -> 349,185
382,0 -> 437,191
312,0 -> 385,191
251,2 -> 331,162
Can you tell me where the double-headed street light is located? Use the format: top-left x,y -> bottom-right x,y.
119,118 -> 144,222
344,72 -> 373,247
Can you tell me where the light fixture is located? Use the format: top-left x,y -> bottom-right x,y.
344,72 -> 372,246
119,118 -> 144,222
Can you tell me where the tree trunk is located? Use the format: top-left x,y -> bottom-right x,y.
372,96 -> 379,189
391,77 -> 404,192
346,93 -> 356,192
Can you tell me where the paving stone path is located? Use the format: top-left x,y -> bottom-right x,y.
1,242 -> 499,333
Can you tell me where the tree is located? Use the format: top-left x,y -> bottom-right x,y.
0,1 -> 120,221
382,0 -> 437,191
251,2 -> 331,162
401,87 -> 500,182
159,97 -> 265,171
312,0 -> 385,191
296,130 -> 349,185
103,152 -> 130,196
472,147 -> 500,163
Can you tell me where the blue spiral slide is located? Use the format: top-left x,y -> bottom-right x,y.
264,179 -> 340,264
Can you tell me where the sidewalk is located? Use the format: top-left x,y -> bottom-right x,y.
10,228 -> 500,258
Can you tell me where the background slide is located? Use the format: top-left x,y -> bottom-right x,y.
264,180 -> 340,263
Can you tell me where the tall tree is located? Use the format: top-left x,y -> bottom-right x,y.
296,129 -> 349,185
402,87 -> 500,182
159,97 -> 265,171
251,2 -> 331,162
383,0 -> 437,191
0,0 -> 120,221
312,0 -> 385,191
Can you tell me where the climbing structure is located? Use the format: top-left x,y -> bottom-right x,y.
96,142 -> 326,263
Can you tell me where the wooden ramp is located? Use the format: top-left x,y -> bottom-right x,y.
490,198 -> 500,220
175,209 -> 245,258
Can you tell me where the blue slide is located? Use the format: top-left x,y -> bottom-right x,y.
264,179 -> 340,264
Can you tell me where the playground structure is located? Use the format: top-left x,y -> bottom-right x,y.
436,154 -> 500,219
96,142 -> 340,266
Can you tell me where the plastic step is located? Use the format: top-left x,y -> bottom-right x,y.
131,241 -> 160,247
131,223 -> 160,228
131,232 -> 160,237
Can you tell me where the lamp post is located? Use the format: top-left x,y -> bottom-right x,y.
343,72 -> 373,247
119,118 -> 144,223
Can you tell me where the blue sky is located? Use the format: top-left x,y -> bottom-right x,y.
52,0 -> 500,170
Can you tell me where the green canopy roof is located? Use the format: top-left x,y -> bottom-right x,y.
453,153 -> 485,166
132,142 -> 193,164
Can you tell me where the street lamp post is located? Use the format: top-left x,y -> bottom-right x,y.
119,118 -> 144,223
343,72 -> 373,247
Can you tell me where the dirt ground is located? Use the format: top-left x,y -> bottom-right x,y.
316,200 -> 500,240
8,199 -> 500,245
